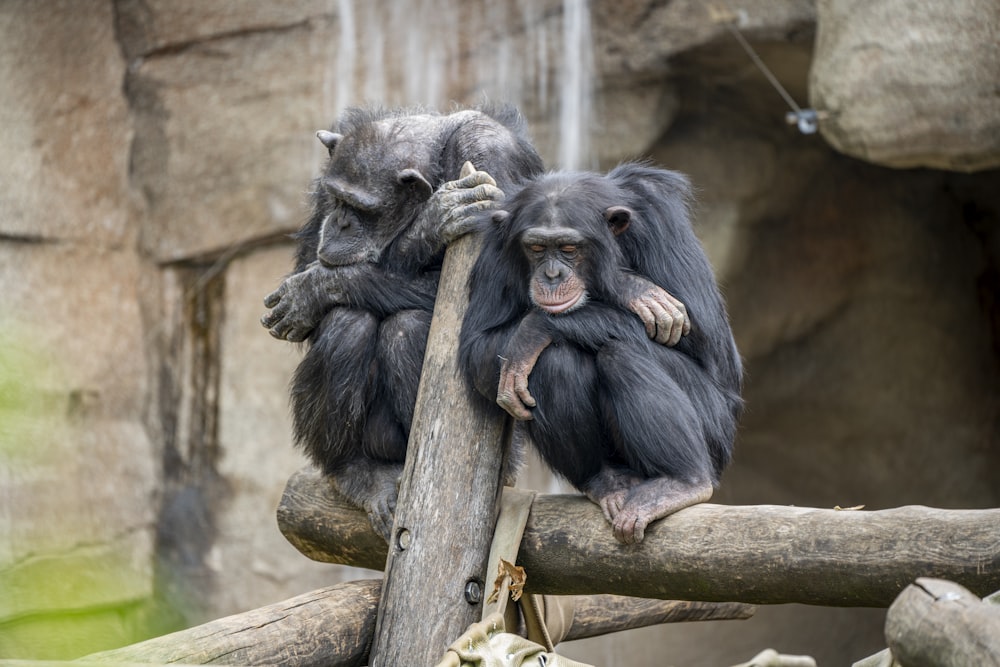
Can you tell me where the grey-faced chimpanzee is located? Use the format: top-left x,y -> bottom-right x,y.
459,162 -> 743,544
261,105 -> 545,539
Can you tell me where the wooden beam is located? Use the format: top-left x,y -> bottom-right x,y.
368,233 -> 510,666
563,595 -> 755,641
279,469 -> 1000,607
85,580 -> 381,666
884,578 -> 1000,667
82,579 -> 753,666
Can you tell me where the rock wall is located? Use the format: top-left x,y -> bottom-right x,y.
1,0 -> 997,664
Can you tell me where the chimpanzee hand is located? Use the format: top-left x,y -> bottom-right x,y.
261,261 -> 349,342
623,274 -> 690,346
497,312 -> 552,420
396,161 -> 505,267
434,162 -> 506,243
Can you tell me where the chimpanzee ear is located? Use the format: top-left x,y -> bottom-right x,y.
604,206 -> 633,236
316,130 -> 342,155
492,210 -> 510,225
397,169 -> 434,201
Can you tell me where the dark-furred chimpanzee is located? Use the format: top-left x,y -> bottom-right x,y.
261,105 -> 544,539
459,162 -> 743,544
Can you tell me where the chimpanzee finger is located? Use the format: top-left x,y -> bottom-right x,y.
497,382 -> 534,420
612,515 -> 630,544
286,326 -> 312,343
660,307 -> 683,347
513,375 -> 536,409
260,309 -> 278,330
631,519 -> 647,544
260,300 -> 290,329
667,315 -> 685,347
446,184 -> 504,210
614,512 -> 643,545
634,302 -> 659,340
600,494 -> 623,524
497,393 -> 532,421
447,198 -> 504,228
443,187 -> 505,219
468,183 -> 504,203
442,169 -> 498,192
460,169 -> 498,188
267,323 -> 288,340
368,510 -> 391,543
663,293 -> 691,335
263,287 -> 284,308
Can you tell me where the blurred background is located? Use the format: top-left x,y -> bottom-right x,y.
1,0 -> 998,664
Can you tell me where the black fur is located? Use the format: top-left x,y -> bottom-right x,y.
273,105 -> 543,538
460,162 -> 743,494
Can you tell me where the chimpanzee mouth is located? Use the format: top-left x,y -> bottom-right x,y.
537,291 -> 587,315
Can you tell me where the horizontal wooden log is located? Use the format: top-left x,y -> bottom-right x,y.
84,580 -> 381,666
277,469 -> 389,572
884,578 -> 1000,667
82,579 -> 751,666
564,595 -> 754,641
279,468 -> 1000,607
520,497 -> 1000,607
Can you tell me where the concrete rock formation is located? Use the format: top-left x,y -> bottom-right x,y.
810,0 -> 1000,171
1,1 -> 997,664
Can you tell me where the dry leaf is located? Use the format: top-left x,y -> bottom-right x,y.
834,504 -> 865,511
486,558 -> 527,604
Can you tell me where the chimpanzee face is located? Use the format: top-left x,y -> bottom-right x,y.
510,195 -> 633,315
314,122 -> 435,267
520,224 -> 590,314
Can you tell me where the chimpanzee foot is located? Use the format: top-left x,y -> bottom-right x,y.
612,478 -> 714,545
599,491 -> 628,524
365,487 -> 398,543
582,465 -> 644,524
330,462 -> 402,544
611,507 -> 652,545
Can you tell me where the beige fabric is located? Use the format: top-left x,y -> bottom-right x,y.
522,594 -> 575,650
435,613 -> 593,667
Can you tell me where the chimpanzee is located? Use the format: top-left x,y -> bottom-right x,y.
262,106 -> 692,540
261,105 -> 544,539
459,162 -> 743,544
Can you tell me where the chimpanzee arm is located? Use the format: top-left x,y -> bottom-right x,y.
546,303 -> 650,351
495,303 -> 653,420
621,274 -> 690,346
497,311 -> 552,421
262,262 -> 437,342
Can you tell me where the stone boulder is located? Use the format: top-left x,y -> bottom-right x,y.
810,0 -> 1000,171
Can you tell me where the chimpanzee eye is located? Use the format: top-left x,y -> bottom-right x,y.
561,245 -> 578,256
528,244 -> 545,254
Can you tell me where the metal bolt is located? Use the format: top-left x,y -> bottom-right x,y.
464,580 -> 482,604
396,528 -> 411,550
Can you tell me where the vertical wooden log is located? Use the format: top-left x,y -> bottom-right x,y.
369,234 -> 509,666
